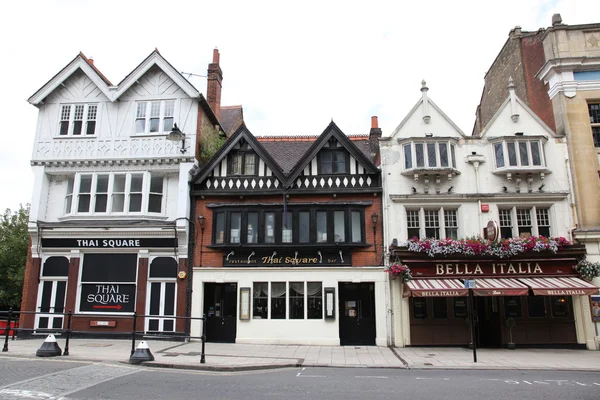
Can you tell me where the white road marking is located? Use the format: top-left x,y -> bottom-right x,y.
416,377 -> 432,380
522,381 -> 532,385
296,372 -> 302,377
0,389 -> 66,399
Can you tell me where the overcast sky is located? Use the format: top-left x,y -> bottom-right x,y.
0,0 -> 595,212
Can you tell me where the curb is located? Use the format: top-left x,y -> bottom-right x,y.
137,361 -> 301,372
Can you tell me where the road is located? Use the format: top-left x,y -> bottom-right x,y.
0,356 -> 599,399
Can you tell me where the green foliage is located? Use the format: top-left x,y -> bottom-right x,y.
199,129 -> 226,166
0,205 -> 30,308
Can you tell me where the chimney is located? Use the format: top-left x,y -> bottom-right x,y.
207,48 -> 223,120
88,58 -> 94,65
369,116 -> 382,164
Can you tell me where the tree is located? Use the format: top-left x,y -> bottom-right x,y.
0,205 -> 29,309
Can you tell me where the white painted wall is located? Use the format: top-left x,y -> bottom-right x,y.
191,267 -> 388,346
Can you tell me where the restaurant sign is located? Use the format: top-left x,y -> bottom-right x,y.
223,251 -> 352,267
42,238 -> 177,248
407,260 -> 576,278
79,284 -> 136,313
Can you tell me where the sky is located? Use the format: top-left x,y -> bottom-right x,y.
0,0 -> 596,212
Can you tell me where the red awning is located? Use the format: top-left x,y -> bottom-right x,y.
405,279 -> 468,297
518,277 -> 599,296
472,278 -> 529,296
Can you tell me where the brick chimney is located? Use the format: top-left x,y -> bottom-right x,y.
369,116 -> 382,165
207,48 -> 223,120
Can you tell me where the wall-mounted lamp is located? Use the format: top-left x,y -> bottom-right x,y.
371,212 -> 379,227
425,133 -> 433,137
167,123 -> 186,153
197,213 -> 206,231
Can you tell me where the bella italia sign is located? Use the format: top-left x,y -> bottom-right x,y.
407,260 -> 576,278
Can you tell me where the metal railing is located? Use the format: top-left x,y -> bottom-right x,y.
0,308 -> 207,364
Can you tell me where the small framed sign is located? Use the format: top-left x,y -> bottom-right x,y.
591,295 -> 600,322
240,287 -> 251,320
324,287 -> 335,320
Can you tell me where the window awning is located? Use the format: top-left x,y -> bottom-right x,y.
518,277 -> 599,296
472,278 -> 529,297
405,279 -> 468,297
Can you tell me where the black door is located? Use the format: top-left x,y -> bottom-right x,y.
476,296 -> 502,347
203,283 -> 237,343
339,282 -> 376,346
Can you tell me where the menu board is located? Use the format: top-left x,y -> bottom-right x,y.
551,296 -> 570,318
412,298 -> 427,319
504,296 -> 522,318
453,298 -> 468,319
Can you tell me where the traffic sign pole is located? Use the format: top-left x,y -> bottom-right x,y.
468,288 -> 477,363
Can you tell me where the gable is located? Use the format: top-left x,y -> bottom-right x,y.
389,98 -> 465,140
286,122 -> 379,183
192,126 -> 287,191
479,96 -> 557,139
45,69 -> 109,103
119,65 -> 188,100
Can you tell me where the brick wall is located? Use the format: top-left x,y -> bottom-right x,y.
19,238 -> 39,329
521,33 -> 556,132
193,193 -> 383,268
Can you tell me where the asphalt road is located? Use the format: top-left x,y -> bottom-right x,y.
0,356 -> 599,400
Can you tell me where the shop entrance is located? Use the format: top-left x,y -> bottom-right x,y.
475,296 -> 502,347
338,282 -> 376,346
203,283 -> 237,343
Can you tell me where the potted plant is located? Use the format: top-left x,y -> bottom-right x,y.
386,262 -> 412,283
575,259 -> 600,282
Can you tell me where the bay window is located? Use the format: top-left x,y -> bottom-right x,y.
64,172 -> 164,215
211,208 -> 365,246
403,141 -> 457,171
493,139 -> 545,169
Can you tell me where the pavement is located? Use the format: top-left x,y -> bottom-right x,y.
1,337 -> 599,372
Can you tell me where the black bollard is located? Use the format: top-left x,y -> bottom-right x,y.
63,310 -> 72,356
3,308 -> 12,352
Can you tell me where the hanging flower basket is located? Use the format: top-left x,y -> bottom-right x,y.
575,259 -> 600,282
405,236 -> 571,259
386,262 -> 412,283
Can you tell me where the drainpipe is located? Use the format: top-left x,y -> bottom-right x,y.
381,155 -> 394,347
564,156 -> 578,243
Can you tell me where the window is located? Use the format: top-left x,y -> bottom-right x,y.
65,172 -> 164,215
253,282 -> 268,319
589,103 -> 600,147
504,296 -> 523,318
289,282 -> 304,319
135,100 -> 175,134
227,140 -> 257,176
498,206 -> 551,239
307,282 -> 322,319
493,140 -> 544,169
59,104 -> 98,136
252,281 -> 323,320
411,298 -> 427,319
406,207 -> 458,240
453,298 -> 467,319
551,296 -> 570,318
320,137 -> 348,174
403,141 -> 457,170
211,209 -> 365,246
271,282 -> 286,319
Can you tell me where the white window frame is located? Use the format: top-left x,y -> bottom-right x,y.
134,100 -> 176,134
58,103 -> 99,136
64,172 -> 165,216
145,263 -> 177,333
493,139 -> 545,170
496,205 -> 552,238
403,141 -> 457,171
405,207 -> 460,240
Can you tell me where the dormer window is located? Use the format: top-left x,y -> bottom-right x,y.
493,139 -> 544,169
319,137 -> 348,174
227,141 -> 257,176
403,141 -> 457,170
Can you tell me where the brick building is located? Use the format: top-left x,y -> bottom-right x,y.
189,120 -> 385,345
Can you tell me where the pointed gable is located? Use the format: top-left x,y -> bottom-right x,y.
389,81 -> 465,140
192,126 -> 287,190
286,121 -> 379,183
28,52 -> 113,105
